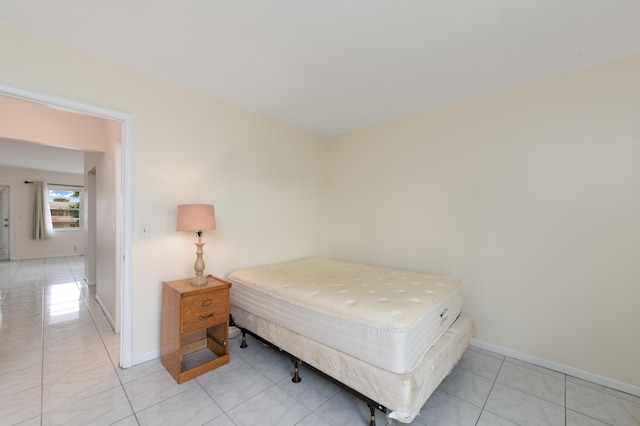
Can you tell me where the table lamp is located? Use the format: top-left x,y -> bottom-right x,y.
177,204 -> 216,285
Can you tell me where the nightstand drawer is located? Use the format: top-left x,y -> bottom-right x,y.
181,290 -> 228,333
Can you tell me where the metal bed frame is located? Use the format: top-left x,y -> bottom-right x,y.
235,321 -> 387,426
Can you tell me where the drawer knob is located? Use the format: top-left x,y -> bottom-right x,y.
198,312 -> 214,320
202,298 -> 212,306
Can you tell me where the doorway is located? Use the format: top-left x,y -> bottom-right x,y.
0,185 -> 9,260
0,83 -> 133,368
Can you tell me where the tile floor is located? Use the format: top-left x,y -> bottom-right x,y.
1,256 -> 639,426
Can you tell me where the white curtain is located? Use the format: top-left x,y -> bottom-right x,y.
33,181 -> 53,240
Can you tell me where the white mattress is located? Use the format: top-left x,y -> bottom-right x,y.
228,257 -> 463,373
231,306 -> 476,423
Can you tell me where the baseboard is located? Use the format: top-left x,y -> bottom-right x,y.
471,339 -> 640,398
95,294 -> 116,331
9,253 -> 82,260
131,350 -> 161,366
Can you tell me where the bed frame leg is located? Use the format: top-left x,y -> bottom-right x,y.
368,404 -> 376,426
240,330 -> 248,348
292,359 -> 302,383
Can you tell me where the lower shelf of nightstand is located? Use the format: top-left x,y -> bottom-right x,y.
175,352 -> 229,384
182,347 -> 220,370
164,324 -> 230,383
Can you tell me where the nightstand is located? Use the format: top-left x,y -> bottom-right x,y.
161,276 -> 231,383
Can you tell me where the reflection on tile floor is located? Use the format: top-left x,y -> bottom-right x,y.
1,256 -> 639,425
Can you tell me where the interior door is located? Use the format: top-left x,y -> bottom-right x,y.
0,185 -> 9,260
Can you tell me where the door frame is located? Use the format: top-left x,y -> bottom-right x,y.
0,82 -> 134,368
0,184 -> 9,260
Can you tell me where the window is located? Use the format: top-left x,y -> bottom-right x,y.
48,187 -> 82,229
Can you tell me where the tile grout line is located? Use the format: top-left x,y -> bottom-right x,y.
474,355 -> 507,425
39,259 -> 45,426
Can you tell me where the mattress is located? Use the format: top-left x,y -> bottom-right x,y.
231,306 -> 476,423
228,257 -> 463,373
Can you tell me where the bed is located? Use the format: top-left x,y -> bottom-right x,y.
228,257 -> 476,424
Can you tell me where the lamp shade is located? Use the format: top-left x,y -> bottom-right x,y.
176,204 -> 216,232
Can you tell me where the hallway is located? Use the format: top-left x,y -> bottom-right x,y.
0,256 -> 120,424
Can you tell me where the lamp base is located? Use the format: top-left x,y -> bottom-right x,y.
191,276 -> 208,286
191,237 -> 208,286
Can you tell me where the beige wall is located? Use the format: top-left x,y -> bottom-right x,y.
328,54 -> 640,388
0,166 -> 85,259
0,23 -> 328,359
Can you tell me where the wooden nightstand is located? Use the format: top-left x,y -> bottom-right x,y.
161,276 -> 231,383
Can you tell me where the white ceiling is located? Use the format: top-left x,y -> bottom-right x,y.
0,138 -> 84,174
1,1 -> 640,136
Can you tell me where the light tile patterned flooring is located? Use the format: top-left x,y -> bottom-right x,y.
1,256 -> 639,426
